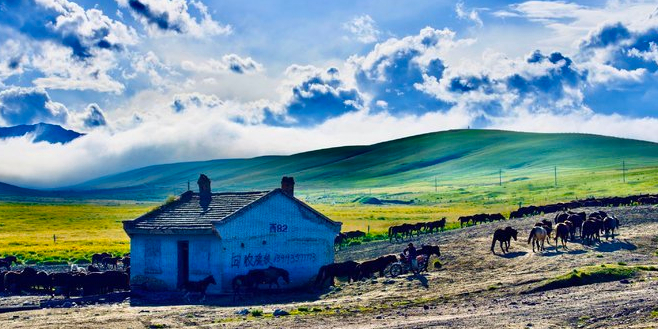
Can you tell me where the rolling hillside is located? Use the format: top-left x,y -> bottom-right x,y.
67,129 -> 658,200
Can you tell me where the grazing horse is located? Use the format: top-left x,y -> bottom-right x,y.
459,216 -> 472,228
554,222 -> 570,251
91,253 -> 112,266
603,216 -> 620,239
581,220 -> 602,245
528,226 -> 548,252
248,266 -> 290,289
567,213 -> 585,237
182,275 -> 216,301
554,212 -> 569,224
490,227 -> 518,254
315,261 -> 359,286
344,230 -> 366,240
418,245 -> 441,258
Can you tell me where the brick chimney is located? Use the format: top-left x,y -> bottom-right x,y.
197,174 -> 211,209
281,176 -> 295,197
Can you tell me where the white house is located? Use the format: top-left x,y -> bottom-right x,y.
123,175 -> 342,294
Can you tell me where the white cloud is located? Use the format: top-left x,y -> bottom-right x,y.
343,15 -> 381,43
181,54 -> 264,75
115,0 -> 232,38
456,2 -> 483,28
0,86 -> 69,126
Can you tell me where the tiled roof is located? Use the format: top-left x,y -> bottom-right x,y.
123,190 -> 271,233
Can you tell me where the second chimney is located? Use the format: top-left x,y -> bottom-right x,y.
281,176 -> 295,197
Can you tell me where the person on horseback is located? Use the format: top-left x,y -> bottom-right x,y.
403,243 -> 418,274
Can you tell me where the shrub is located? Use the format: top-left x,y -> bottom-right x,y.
527,265 -> 637,293
297,307 -> 309,312
348,240 -> 362,246
251,309 -> 263,317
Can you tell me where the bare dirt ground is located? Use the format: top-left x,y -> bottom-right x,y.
2,205 -> 658,328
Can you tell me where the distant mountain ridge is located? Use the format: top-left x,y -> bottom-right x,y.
0,123 -> 83,144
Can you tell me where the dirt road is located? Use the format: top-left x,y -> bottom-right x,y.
1,205 -> 657,328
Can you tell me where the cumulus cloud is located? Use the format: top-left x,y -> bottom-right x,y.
181,54 -> 264,75
349,27 -> 472,114
264,65 -> 364,126
116,0 -> 232,38
0,87 -> 69,126
0,0 -> 138,59
343,15 -> 381,43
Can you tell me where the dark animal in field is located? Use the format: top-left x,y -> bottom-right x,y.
182,275 -> 216,301
418,244 -> 441,258
567,212 -> 585,236
490,227 -> 518,254
603,216 -> 620,239
102,257 -> 122,270
248,266 -> 290,289
411,223 -> 426,236
426,218 -> 446,233
87,265 -> 101,273
50,272 -> 83,298
535,222 -> 553,246
0,256 -> 18,266
356,255 -> 397,279
589,211 -> 608,220
563,220 -> 576,241
488,213 -> 506,222
344,230 -> 366,240
82,271 -> 129,296
32,271 -> 51,292
92,253 -> 112,265
459,216 -> 472,228
315,261 -> 359,286
581,220 -> 602,245
554,212 -> 569,224
528,226 -> 548,252
389,224 -> 413,242
334,233 -> 347,250
554,222 -> 570,251
4,267 -> 37,294
231,274 -> 254,301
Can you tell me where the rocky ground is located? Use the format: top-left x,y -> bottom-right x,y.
1,205 -> 658,328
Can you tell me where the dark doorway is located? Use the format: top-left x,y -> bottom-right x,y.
177,241 -> 189,288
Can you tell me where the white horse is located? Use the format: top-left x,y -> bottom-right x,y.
528,226 -> 547,252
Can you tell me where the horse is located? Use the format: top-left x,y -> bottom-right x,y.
459,216 -> 472,228
418,245 -> 441,258
248,266 -> 290,289
182,275 -> 216,301
102,257 -> 122,270
554,222 -> 570,251
563,220 -> 576,241
91,253 -> 112,266
581,219 -> 602,245
314,261 -> 359,286
535,221 -> 553,246
490,227 -> 518,254
231,274 -> 254,301
528,226 -> 547,253
489,213 -> 506,222
344,230 -> 366,240
356,255 -> 397,279
334,233 -> 347,250
554,212 -> 569,224
603,216 -> 620,239
426,218 -> 446,233
389,224 -> 413,242
567,212 -> 586,237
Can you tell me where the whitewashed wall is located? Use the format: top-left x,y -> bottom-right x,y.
214,193 -> 340,292
129,192 -> 340,294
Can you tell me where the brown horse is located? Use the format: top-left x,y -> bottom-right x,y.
248,266 -> 290,289
603,216 -> 620,239
356,255 -> 397,279
426,218 -> 446,233
315,261 -> 359,286
182,275 -> 216,301
491,227 -> 518,254
554,222 -> 570,251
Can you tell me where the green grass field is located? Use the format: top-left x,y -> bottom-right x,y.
1,130 -> 657,263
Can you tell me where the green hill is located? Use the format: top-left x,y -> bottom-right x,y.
69,129 -> 658,201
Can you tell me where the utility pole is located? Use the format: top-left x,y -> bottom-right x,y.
622,160 -> 626,183
554,166 -> 557,188
499,169 -> 502,186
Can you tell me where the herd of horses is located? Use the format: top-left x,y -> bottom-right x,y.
387,218 -> 447,242
491,210 -> 621,255
0,253 -> 131,298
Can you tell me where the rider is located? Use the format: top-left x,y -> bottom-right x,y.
403,243 -> 418,274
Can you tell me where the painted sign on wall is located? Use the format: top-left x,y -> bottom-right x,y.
230,252 -> 316,268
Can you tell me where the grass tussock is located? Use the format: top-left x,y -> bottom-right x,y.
528,264 -> 638,293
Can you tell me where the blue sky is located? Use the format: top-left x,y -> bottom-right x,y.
1,0 -> 658,187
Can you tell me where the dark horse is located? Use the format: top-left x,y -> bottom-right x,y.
418,245 -> 441,258
491,226 -> 518,254
426,218 -> 446,233
248,266 -> 290,289
231,274 -> 254,301
603,216 -> 620,239
315,260 -> 359,286
182,275 -> 216,301
388,224 -> 413,242
356,255 -> 397,279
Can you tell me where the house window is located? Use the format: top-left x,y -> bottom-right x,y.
144,238 -> 162,274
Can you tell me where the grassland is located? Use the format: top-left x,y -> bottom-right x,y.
0,202 -> 153,264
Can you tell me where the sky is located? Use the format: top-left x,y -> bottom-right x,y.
1,0 -> 658,188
